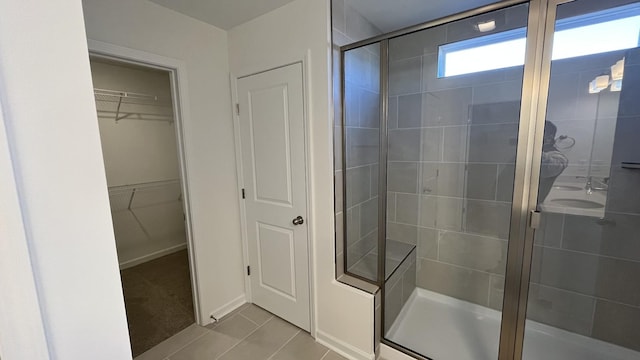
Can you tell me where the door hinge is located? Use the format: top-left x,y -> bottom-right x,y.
241,188 -> 245,199
247,266 -> 251,276
530,210 -> 541,229
235,103 -> 240,115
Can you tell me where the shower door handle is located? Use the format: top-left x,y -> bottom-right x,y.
292,216 -> 304,225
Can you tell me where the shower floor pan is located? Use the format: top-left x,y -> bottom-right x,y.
386,288 -> 640,360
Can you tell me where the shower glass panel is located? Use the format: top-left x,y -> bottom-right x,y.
383,3 -> 530,359
523,1 -> 640,359
343,43 -> 381,282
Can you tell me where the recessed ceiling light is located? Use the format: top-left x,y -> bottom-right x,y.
476,20 -> 496,32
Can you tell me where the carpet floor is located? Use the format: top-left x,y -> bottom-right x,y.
120,250 -> 195,357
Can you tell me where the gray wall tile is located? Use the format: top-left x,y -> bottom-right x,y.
346,128 -> 378,167
470,101 -> 521,126
436,196 -> 463,232
465,200 -> 511,239
467,164 -> 498,201
472,83 -> 523,106
438,231 -> 507,275
489,275 -> 505,310
417,259 -> 490,306
360,197 -> 378,236
387,222 -> 418,245
443,126 -> 469,162
534,212 -> 564,248
388,96 -> 398,129
421,128 -> 443,162
529,246 -> 599,297
387,162 -> 418,193
546,72 -> 579,121
417,228 -> 438,259
346,166 -> 370,207
387,192 -> 396,222
346,206 -> 360,247
527,284 -> 595,336
496,164 -> 515,202
592,299 -> 640,352
359,89 -> 380,128
389,27 -> 446,61
468,124 -> 519,164
344,82 -> 359,127
395,193 -> 419,225
436,163 -> 466,197
422,88 -> 472,126
384,274 -> 403,332
593,256 -> 640,306
390,57 -> 422,96
420,163 -> 438,195
397,93 -> 422,128
402,259 -> 417,304
388,129 -> 421,161
419,195 -> 437,228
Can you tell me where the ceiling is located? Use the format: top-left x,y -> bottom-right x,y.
345,0 -> 503,33
148,0 -> 296,30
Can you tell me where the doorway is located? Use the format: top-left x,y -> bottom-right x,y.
235,62 -> 312,332
89,56 -> 197,357
338,0 -> 640,359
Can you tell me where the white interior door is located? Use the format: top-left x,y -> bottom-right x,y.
237,62 -> 310,331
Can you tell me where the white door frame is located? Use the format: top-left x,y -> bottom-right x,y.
87,40 -> 202,324
230,54 -> 316,336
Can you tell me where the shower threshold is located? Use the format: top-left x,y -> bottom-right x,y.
385,288 -> 640,360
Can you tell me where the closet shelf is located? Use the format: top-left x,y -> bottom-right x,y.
94,88 -> 174,123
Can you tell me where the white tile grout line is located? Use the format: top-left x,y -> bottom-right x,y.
238,312 -> 267,327
213,316 -> 276,360
266,329 -> 302,360
160,327 -> 210,360
318,348 -> 333,360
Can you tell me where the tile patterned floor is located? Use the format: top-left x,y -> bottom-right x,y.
134,303 -> 349,360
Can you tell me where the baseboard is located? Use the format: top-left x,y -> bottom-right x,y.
316,330 -> 375,360
119,243 -> 187,270
208,294 -> 247,324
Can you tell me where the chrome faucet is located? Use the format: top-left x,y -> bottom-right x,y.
577,176 -> 608,194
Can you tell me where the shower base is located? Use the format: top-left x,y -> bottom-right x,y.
385,288 -> 640,360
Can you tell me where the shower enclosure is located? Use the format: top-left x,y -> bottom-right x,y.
337,0 -> 640,359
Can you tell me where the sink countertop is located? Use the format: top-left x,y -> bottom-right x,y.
539,180 -> 606,217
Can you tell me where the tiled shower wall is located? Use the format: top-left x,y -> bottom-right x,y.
385,19 -> 525,309
332,0 -> 382,277
525,49 -> 640,351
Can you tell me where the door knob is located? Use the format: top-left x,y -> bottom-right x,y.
292,216 -> 304,225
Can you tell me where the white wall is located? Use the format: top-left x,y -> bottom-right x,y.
228,1 -> 376,358
0,0 -> 131,358
91,61 -> 179,186
92,61 -> 186,267
82,0 -> 246,323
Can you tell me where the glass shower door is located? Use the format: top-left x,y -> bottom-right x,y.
522,1 -> 640,359
382,3 -> 532,359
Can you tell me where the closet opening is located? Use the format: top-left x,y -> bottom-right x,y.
88,55 -> 198,357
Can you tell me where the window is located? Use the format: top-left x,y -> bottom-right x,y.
438,3 -> 640,77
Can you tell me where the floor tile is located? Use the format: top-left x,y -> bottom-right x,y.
218,317 -> 299,360
135,324 -> 207,360
169,331 -> 239,360
239,304 -> 274,325
210,314 -> 259,341
321,350 -> 349,360
271,331 -> 329,360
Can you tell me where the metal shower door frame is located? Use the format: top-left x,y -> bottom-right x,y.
338,0 -> 573,358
